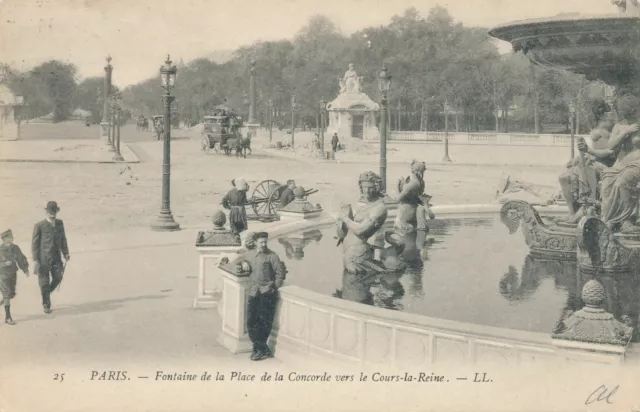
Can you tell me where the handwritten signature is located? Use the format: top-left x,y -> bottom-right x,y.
585,385 -> 619,406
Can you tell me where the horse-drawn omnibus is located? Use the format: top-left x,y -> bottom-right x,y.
200,104 -> 250,157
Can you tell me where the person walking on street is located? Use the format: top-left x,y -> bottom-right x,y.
0,229 -> 29,325
32,201 -> 70,314
331,133 -> 340,152
240,232 -> 286,361
221,179 -> 249,235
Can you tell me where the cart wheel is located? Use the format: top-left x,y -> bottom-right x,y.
200,136 -> 210,153
251,180 -> 281,217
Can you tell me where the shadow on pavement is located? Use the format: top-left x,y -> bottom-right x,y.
18,294 -> 169,322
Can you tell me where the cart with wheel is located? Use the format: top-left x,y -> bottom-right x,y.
245,179 -> 318,220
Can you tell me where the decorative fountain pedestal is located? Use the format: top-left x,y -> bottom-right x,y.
552,280 -> 633,358
278,187 -> 323,220
489,3 -> 640,357
194,211 -> 242,309
491,6 -> 640,274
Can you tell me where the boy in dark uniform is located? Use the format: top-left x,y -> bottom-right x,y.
32,201 -> 70,314
0,229 -> 29,325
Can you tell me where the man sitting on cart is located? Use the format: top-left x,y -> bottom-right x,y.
278,180 -> 296,208
222,178 -> 249,235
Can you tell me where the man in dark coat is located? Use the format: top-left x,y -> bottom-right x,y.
240,232 -> 286,361
278,180 -> 296,209
32,201 -> 70,314
331,133 -> 339,152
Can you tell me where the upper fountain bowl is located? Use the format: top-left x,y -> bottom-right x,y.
489,14 -> 640,86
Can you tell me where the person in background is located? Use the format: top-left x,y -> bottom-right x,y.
331,133 -> 340,153
32,201 -> 70,314
278,180 -> 296,208
0,229 -> 29,325
240,232 -> 286,361
222,179 -> 249,235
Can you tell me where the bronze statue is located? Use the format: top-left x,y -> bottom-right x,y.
578,94 -> 640,233
337,172 -> 389,274
394,160 -> 427,233
559,99 -> 615,223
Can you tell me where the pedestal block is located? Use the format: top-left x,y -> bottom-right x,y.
278,186 -> 323,220
217,262 -> 252,354
100,122 -> 109,140
194,246 -> 243,308
246,122 -> 260,138
194,211 -> 242,308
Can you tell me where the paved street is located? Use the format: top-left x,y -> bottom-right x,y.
0,122 -> 567,411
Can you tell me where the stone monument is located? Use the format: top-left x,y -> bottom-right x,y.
326,64 -> 380,141
0,83 -> 24,141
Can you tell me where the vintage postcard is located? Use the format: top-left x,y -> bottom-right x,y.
1,0 -> 640,411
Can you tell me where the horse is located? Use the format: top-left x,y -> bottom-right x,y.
137,117 -> 149,131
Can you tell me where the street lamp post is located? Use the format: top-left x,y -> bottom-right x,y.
150,55 -> 180,231
378,65 -> 391,192
319,98 -> 326,153
291,95 -> 296,149
569,102 -> 576,160
442,100 -> 452,162
101,56 -> 113,142
113,92 -> 124,161
108,96 -> 117,153
247,60 -> 259,137
268,98 -> 273,143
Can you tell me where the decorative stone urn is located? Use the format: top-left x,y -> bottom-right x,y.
552,279 -> 634,355
193,211 -> 242,309
278,186 -> 323,219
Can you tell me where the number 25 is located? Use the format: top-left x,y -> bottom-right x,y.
53,373 -> 65,383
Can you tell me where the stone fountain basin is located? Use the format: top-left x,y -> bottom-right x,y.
214,204 -> 639,367
489,14 -> 640,84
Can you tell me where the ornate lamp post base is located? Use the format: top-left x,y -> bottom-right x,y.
113,153 -> 124,161
150,211 -> 181,231
100,122 -> 110,140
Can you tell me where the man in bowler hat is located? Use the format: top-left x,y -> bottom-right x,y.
32,201 -> 70,314
240,232 -> 286,361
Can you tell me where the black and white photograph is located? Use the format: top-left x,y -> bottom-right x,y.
1,0 -> 640,411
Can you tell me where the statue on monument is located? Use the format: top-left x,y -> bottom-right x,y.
339,63 -> 363,94
613,0 -> 640,15
394,160 -> 427,233
577,94 -> 640,234
558,99 -> 616,223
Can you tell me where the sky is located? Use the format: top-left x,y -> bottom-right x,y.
0,0 -> 616,87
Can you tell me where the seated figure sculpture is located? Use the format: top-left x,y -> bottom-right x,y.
577,94 -> 640,234
394,160 -> 427,233
559,99 -> 616,223
339,63 -> 362,94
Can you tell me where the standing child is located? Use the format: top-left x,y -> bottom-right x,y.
0,229 -> 29,325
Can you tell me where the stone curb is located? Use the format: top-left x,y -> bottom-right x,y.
260,149 -> 562,169
0,144 -> 140,164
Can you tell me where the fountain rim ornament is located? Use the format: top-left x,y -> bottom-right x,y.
488,13 -> 640,85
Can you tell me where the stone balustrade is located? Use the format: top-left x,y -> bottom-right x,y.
271,286 -> 636,367
388,131 -> 589,147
